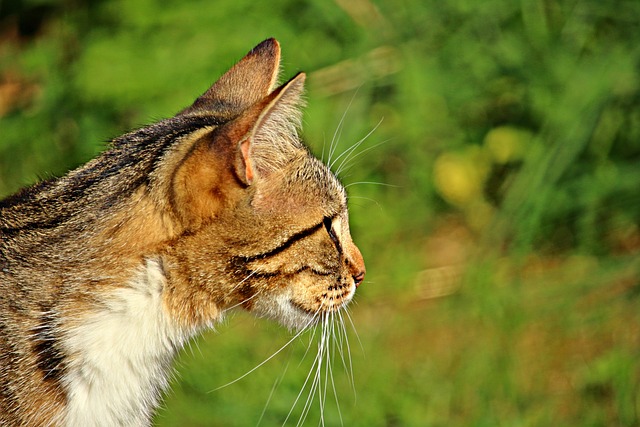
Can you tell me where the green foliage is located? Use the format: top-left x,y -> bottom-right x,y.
1,0 -> 639,425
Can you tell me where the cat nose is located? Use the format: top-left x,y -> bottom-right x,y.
346,239 -> 365,288
353,270 -> 365,288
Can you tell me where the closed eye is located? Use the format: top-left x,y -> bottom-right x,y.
323,216 -> 342,254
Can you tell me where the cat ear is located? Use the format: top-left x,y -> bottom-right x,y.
167,72 -> 304,227
224,72 -> 306,186
180,38 -> 281,117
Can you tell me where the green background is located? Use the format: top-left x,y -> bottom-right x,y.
1,0 -> 639,425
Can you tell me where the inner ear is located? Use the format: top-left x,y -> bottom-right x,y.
238,137 -> 254,184
180,38 -> 281,118
222,72 -> 306,186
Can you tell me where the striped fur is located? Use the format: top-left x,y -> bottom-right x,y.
0,39 -> 365,426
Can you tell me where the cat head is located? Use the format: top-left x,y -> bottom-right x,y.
155,39 -> 365,331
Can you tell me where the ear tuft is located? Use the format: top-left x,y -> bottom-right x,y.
241,72 -> 306,182
220,72 -> 306,186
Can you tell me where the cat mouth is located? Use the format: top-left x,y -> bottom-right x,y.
288,286 -> 355,317
251,279 -> 357,330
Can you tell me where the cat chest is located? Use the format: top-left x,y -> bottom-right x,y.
61,260 -> 186,426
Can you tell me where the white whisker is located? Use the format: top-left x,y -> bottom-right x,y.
319,313 -> 331,426
280,306 -> 327,426
209,312 -> 319,393
344,181 -> 398,188
328,124 -> 345,168
332,120 -> 384,175
311,313 -> 329,426
330,119 -> 381,173
298,321 -> 320,367
347,196 -> 385,212
256,361 -> 290,427
282,341 -> 318,426
295,310 -> 334,427
337,310 -> 356,399
222,271 -> 260,312
231,270 -> 257,291
335,137 -> 390,177
223,287 -> 263,312
327,344 -> 343,427
343,307 -> 364,354
326,89 -> 359,166
290,329 -> 324,426
326,311 -> 344,426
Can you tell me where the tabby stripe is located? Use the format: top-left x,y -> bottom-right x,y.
242,221 -> 324,262
323,216 -> 343,255
0,115 -> 224,234
32,313 -> 66,389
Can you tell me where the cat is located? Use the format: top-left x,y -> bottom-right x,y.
0,38 -> 365,426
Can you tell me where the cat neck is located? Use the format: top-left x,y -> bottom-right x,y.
61,258 -> 195,426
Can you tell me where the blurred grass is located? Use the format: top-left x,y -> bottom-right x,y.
1,0 -> 639,425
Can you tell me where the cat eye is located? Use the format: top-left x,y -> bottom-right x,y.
323,217 -> 342,253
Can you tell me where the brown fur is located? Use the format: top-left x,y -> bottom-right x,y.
0,39 -> 364,426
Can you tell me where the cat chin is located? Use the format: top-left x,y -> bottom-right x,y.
250,287 -> 356,332
250,293 -> 319,331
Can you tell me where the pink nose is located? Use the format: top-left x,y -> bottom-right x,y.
353,271 -> 365,288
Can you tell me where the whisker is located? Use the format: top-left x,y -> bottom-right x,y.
330,119 -> 383,174
344,181 -> 399,188
343,307 -> 364,353
221,271 -> 260,312
327,343 -> 344,426
347,196 -> 385,212
256,361 -> 290,427
209,311 -> 320,393
312,313 -> 330,426
335,137 -> 390,177
326,311 -> 344,426
319,313 -> 331,426
290,319 -> 325,426
282,339 -> 321,426
223,286 -> 263,312
332,312 -> 347,370
327,88 -> 359,166
298,321 -> 320,367
337,309 -> 356,399
304,311 -> 332,427
231,270 -> 257,291
333,122 -> 385,176
328,122 -> 345,168
329,132 -> 367,174
281,306 -> 327,426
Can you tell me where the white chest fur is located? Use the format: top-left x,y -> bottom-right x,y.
61,259 -> 189,427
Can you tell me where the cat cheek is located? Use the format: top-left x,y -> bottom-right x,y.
250,186 -> 304,217
250,190 -> 284,213
250,179 -> 328,222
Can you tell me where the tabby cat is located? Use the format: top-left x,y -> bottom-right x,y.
0,39 -> 365,426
